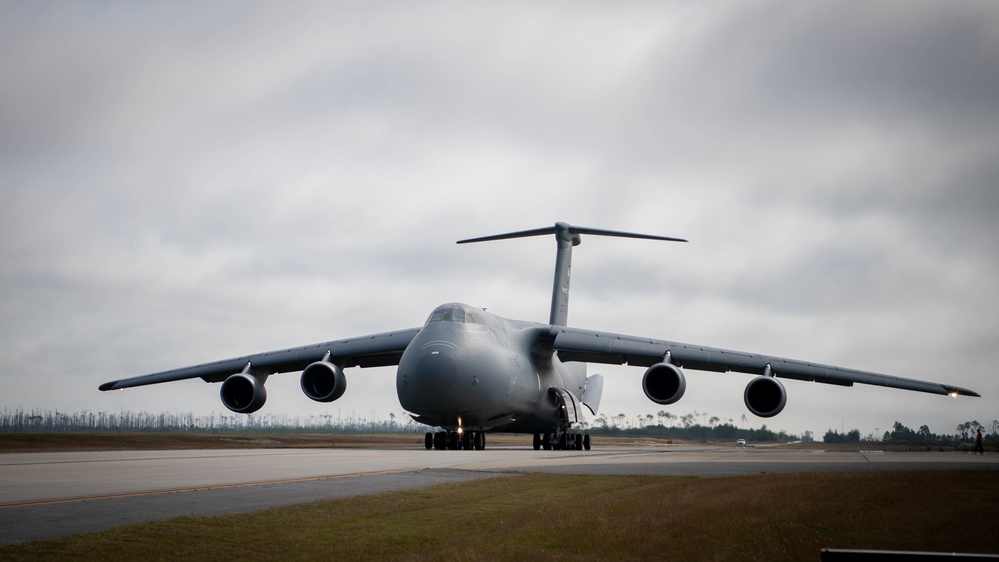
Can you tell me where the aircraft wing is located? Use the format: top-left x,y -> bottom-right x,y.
550,326 -> 980,397
99,327 -> 421,391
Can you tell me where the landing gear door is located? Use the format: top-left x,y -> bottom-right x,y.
580,374 -> 603,415
553,388 -> 580,425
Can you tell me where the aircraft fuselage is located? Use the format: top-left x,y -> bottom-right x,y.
396,303 -> 586,433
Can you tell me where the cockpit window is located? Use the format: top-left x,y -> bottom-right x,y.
427,306 -> 466,324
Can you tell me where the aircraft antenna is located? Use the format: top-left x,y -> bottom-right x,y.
458,222 -> 686,326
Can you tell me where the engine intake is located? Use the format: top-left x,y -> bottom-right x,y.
220,373 -> 267,414
642,362 -> 686,405
744,376 -> 787,417
301,361 -> 347,403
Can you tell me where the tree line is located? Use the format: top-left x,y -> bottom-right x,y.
2,407 -> 994,446
1,407 -> 779,439
588,421 -> 794,443
584,410 -> 801,442
0,408 -> 423,434
824,419 -> 997,447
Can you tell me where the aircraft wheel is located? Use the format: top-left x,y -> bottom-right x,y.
558,433 -> 568,450
448,432 -> 460,450
476,432 -> 486,450
434,431 -> 446,450
575,435 -> 583,450
583,434 -> 591,451
425,432 -> 433,450
532,433 -> 541,450
461,431 -> 472,450
542,433 -> 552,450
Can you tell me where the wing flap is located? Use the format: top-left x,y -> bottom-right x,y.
100,328 -> 421,391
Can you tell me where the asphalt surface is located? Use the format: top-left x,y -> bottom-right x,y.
2,445 -> 996,546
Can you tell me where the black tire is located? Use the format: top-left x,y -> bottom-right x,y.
425,432 -> 433,450
583,433 -> 591,450
533,433 -> 541,450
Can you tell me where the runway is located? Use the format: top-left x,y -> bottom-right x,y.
2,445 -> 995,545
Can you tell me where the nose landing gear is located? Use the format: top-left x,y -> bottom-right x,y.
425,430 -> 486,450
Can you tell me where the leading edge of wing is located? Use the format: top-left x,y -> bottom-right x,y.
550,327 -> 980,397
99,327 -> 421,391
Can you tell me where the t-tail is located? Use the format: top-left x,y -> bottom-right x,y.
457,222 -> 686,326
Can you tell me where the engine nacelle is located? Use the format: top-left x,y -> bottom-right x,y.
642,362 -> 686,405
220,373 -> 267,414
301,361 -> 347,403
744,376 -> 787,417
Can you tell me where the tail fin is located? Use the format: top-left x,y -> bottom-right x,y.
458,222 -> 686,326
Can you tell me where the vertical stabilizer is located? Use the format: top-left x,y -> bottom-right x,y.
549,223 -> 578,326
457,222 -> 685,326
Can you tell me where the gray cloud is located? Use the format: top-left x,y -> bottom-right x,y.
2,1 -> 996,438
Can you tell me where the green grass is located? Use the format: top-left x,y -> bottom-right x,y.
3,471 -> 997,561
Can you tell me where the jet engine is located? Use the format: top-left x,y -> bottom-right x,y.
744,376 -> 787,417
642,362 -> 686,405
301,361 -> 347,403
220,373 -> 267,414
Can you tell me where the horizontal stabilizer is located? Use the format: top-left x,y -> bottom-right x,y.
458,222 -> 685,326
457,222 -> 687,244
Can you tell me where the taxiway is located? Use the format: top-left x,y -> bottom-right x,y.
1,445 -> 995,545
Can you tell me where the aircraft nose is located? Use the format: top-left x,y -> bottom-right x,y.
397,336 -> 503,423
414,349 -> 459,390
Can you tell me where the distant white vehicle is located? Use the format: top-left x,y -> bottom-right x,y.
736,439 -> 746,447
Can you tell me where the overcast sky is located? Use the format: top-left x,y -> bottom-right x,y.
2,1 -> 997,440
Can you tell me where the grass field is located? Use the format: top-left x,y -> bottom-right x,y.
2,470 -> 997,561
3,434 -> 996,560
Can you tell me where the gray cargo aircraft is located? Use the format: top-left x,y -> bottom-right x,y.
100,223 -> 979,451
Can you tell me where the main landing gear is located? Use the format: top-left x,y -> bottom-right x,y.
425,431 -> 486,450
533,432 -> 591,451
